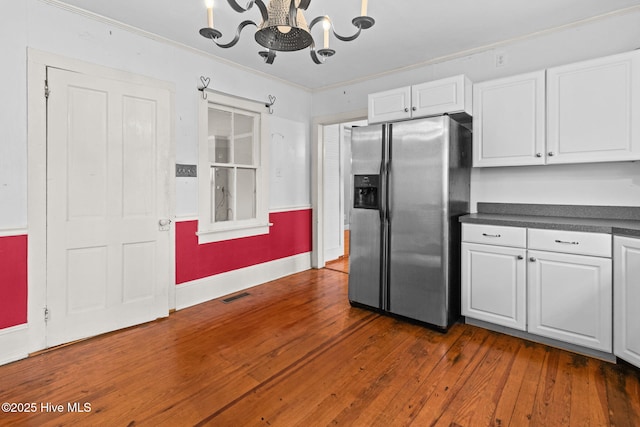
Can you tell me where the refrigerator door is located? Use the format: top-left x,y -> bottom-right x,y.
348,124 -> 385,309
388,117 -> 450,327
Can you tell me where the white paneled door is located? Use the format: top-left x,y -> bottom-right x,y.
46,67 -> 171,347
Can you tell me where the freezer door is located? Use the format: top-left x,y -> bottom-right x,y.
388,117 -> 450,327
348,124 -> 385,309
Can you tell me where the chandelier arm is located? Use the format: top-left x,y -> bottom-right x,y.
309,42 -> 323,65
309,16 -> 363,42
332,26 -> 362,42
226,0 -> 252,13
225,0 -> 268,21
298,0 -> 312,10
289,0 -> 298,28
210,20 -> 257,49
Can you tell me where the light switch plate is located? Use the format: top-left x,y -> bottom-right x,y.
176,164 -> 197,178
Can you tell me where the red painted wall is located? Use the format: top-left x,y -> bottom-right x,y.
176,209 -> 312,284
0,235 -> 28,329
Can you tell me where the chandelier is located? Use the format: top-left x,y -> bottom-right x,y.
199,0 -> 375,64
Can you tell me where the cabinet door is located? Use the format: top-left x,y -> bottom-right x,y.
412,75 -> 471,118
368,86 -> 411,124
614,236 -> 640,368
473,71 -> 546,167
547,50 -> 640,164
528,250 -> 612,352
461,242 -> 527,330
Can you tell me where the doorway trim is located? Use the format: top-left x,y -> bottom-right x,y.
311,109 -> 367,269
26,48 -> 176,355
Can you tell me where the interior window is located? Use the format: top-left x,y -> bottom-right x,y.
198,93 -> 269,243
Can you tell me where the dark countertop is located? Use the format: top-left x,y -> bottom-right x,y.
459,203 -> 640,238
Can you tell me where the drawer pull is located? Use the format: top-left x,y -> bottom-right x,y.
482,233 -> 501,238
517,255 -> 524,260
554,239 -> 579,245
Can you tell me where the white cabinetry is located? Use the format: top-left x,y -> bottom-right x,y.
461,224 -> 527,330
527,229 -> 612,352
473,71 -> 546,167
547,50 -> 640,164
462,224 -> 613,354
613,236 -> 640,368
368,75 -> 472,124
473,49 -> 640,167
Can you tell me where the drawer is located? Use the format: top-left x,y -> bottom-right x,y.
462,223 -> 526,248
528,228 -> 611,257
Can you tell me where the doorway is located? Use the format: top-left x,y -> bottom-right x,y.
322,119 -> 367,274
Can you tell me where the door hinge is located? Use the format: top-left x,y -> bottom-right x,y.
44,80 -> 50,99
44,307 -> 50,322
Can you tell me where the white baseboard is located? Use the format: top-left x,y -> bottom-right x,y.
0,324 -> 30,366
175,252 -> 312,310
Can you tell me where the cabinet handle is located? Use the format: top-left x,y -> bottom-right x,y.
529,257 -> 537,262
555,239 -> 579,245
548,152 -> 555,156
412,106 -> 417,111
482,233 -> 501,238
535,153 -> 542,158
404,107 -> 409,112
517,255 -> 524,260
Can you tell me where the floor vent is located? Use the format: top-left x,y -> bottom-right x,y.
222,292 -> 251,304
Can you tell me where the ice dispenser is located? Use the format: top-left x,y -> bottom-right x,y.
353,174 -> 380,210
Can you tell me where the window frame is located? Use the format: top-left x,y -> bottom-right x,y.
197,91 -> 270,244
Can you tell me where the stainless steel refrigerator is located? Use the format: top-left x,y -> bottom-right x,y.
348,115 -> 471,330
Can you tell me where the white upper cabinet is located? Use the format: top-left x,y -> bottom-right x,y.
473,71 -> 546,167
473,50 -> 640,167
367,86 -> 412,123
368,75 -> 472,124
546,50 -> 640,164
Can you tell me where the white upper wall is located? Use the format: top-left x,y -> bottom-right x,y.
312,8 -> 640,210
0,0 -> 313,230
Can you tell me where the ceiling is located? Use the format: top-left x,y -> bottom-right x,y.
54,0 -> 640,90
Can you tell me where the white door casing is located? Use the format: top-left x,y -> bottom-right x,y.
323,124 -> 343,262
45,67 -> 172,347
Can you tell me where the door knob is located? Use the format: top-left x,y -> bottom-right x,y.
159,219 -> 172,226
529,257 -> 536,262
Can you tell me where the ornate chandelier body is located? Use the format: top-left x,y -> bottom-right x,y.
199,0 -> 375,64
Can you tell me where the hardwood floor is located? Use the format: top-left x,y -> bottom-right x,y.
0,268 -> 638,426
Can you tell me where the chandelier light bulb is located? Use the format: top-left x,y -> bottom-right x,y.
205,0 -> 214,28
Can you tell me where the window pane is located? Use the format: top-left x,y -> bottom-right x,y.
209,108 -> 232,164
234,112 -> 254,165
212,166 -> 234,222
235,135 -> 253,165
236,168 -> 256,220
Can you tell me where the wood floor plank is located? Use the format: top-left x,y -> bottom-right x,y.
428,333 -> 524,427
0,267 -> 638,426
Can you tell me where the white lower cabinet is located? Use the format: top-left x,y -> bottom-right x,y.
614,236 -> 640,369
462,242 -> 527,330
527,250 -> 612,352
462,223 -> 614,355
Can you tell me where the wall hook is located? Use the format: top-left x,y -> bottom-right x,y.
198,76 -> 211,100
266,95 -> 276,114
